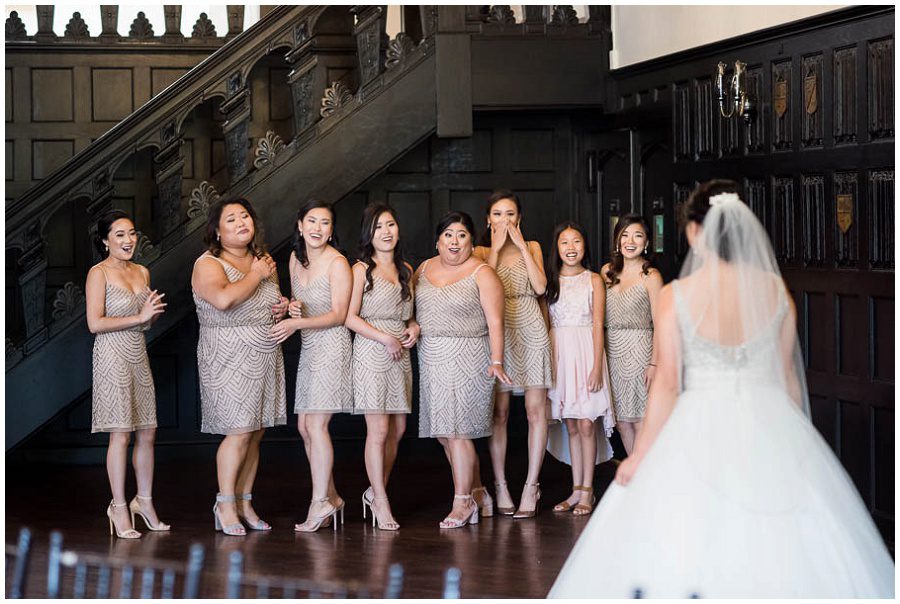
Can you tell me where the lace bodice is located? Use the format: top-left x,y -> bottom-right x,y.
673,280 -> 788,390
549,270 -> 593,328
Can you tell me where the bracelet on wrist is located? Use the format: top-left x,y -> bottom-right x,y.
491,360 -> 504,366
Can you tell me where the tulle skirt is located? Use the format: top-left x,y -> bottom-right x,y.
548,381 -> 895,598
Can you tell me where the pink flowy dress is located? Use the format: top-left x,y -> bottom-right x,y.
546,270 -> 615,464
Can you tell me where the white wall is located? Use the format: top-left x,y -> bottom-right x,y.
610,5 -> 847,69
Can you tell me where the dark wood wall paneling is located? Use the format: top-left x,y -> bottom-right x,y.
602,6 -> 894,542
18,112 -> 581,456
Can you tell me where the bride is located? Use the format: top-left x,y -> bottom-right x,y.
549,180 -> 894,598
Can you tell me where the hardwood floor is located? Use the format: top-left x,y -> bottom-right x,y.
6,438 -> 618,598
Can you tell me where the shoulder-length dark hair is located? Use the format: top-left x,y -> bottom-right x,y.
605,214 -> 655,286
545,221 -> 592,305
292,199 -> 340,268
478,189 -> 522,246
94,209 -> 133,257
204,197 -> 266,257
356,203 -> 412,301
434,210 -> 476,247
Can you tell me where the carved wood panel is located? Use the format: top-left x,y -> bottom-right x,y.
801,174 -> 825,266
693,77 -> 715,159
673,182 -> 692,259
744,177 -> 769,234
30,68 -> 74,122
673,82 -> 691,161
833,46 -> 857,144
772,176 -> 796,263
772,60 -> 792,151
867,37 -> 894,140
801,53 -> 823,147
745,65 -> 765,153
868,169 -> 894,269
833,171 -> 859,267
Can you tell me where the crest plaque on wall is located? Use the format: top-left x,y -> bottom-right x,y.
804,72 -> 818,115
774,79 -> 788,118
836,194 -> 853,233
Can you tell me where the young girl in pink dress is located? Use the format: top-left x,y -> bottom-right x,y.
545,222 -> 615,516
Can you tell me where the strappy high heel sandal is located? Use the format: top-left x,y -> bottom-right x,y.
494,481 -> 515,515
361,486 -> 374,520
368,496 -> 400,531
108,501 -> 141,539
129,495 -> 171,531
553,485 -> 586,513
213,494 -> 246,536
512,483 -> 542,519
472,486 -> 494,518
237,493 -> 271,531
572,486 -> 596,516
439,494 -> 479,529
294,497 -> 339,533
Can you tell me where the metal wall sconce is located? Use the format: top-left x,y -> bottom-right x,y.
715,61 -> 756,123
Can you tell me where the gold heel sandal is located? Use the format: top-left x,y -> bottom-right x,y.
108,501 -> 141,539
439,494 -> 479,529
129,495 -> 171,531
553,485 -> 587,513
512,483 -> 541,519
472,486 -> 494,518
494,481 -> 515,515
572,486 -> 596,516
294,497 -> 339,533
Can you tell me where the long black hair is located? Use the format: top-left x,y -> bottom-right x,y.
545,221 -> 592,305
605,213 -> 655,286
292,199 -> 340,268
355,203 -> 412,301
204,197 -> 266,257
94,209 -> 133,257
478,189 -> 522,246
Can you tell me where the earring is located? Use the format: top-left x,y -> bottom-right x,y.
104,244 -> 109,252
615,246 -> 620,254
328,235 -> 332,242
216,233 -> 220,242
299,231 -> 303,238
642,247 -> 647,256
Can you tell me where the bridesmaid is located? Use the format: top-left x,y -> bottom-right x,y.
86,209 -> 168,539
414,210 -> 511,528
346,203 -> 419,531
474,190 -> 552,518
270,200 -> 353,533
600,214 -> 663,455
191,198 -> 288,536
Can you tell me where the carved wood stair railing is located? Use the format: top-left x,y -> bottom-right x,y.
5,4 -> 440,448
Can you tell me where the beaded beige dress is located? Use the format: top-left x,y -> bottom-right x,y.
605,275 -> 653,422
352,269 -> 413,414
91,269 -> 157,433
495,256 -> 552,393
292,261 -> 353,414
416,261 -> 494,439
193,253 -> 287,434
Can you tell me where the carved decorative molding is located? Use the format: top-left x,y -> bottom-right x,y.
487,6 -> 516,25
385,33 -> 416,70
5,11 -> 27,41
192,12 -> 217,39
129,11 -> 154,39
801,54 -> 823,148
549,6 -> 578,26
673,82 -> 691,161
868,169 -> 894,269
254,131 -> 286,169
226,6 -> 245,39
51,282 -> 85,322
320,81 -> 354,118
772,60 -> 792,151
867,37 -> 894,140
163,6 -> 183,42
133,233 -> 156,264
694,78 -> 715,159
833,46 -> 857,144
744,178 -> 768,233
773,176 -> 796,262
34,6 -> 56,42
745,66 -> 765,153
800,175 -> 825,265
833,171 -> 859,267
64,12 -> 90,39
187,181 -> 221,220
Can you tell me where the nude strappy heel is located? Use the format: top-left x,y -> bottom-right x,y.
472,486 -> 494,518
294,497 -> 339,533
361,486 -> 375,520
108,500 -> 141,539
554,485 -> 588,513
213,494 -> 246,536
237,493 -> 271,531
439,494 -> 479,529
494,481 -> 515,515
512,483 -> 542,519
363,495 -> 399,531
129,495 -> 170,531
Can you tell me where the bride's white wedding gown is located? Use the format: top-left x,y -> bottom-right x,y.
549,282 -> 895,598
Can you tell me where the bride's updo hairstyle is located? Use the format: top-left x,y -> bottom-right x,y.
680,179 -> 742,262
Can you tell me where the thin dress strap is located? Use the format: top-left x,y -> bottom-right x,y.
471,262 -> 489,277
